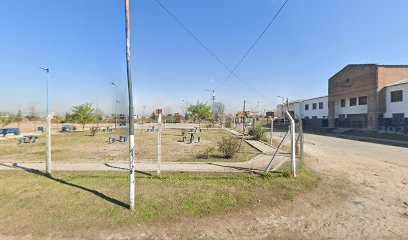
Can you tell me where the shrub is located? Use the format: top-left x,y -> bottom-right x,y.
248,124 -> 265,140
225,116 -> 233,128
217,136 -> 240,159
90,127 -> 99,136
197,147 -> 216,159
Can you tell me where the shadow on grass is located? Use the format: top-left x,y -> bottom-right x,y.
206,163 -> 263,175
103,163 -> 152,176
0,163 -> 129,209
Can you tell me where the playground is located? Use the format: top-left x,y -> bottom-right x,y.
0,127 -> 259,163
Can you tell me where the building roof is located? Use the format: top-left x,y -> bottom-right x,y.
329,64 -> 408,81
276,96 -> 328,106
385,78 -> 408,87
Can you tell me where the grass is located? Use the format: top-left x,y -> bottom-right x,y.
0,166 -> 320,237
0,129 -> 259,163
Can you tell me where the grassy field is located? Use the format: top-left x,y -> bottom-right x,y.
0,166 -> 320,238
0,129 -> 259,163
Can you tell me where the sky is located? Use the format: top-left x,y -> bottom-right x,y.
1,0 -> 408,116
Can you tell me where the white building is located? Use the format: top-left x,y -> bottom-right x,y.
384,79 -> 408,128
300,96 -> 328,119
276,96 -> 329,127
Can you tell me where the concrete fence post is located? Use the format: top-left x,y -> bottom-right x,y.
286,111 -> 296,177
157,113 -> 162,175
46,112 -> 54,175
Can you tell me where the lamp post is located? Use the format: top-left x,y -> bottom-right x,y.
111,82 -> 118,128
39,67 -> 50,116
39,66 -> 51,175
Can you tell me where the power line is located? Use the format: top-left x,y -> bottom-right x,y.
153,0 -> 279,102
217,0 -> 289,89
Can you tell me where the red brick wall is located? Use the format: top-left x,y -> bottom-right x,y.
328,64 -> 377,128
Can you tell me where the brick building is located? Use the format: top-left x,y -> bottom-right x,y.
328,64 -> 408,129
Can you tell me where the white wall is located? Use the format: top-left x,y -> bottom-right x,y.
300,96 -> 328,119
334,98 -> 368,118
384,83 -> 408,118
276,96 -> 328,119
276,101 -> 302,118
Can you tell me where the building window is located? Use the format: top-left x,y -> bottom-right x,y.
391,90 -> 403,102
312,116 -> 317,119
304,116 -> 309,119
392,113 -> 405,125
339,114 -> 346,120
319,102 -> 324,109
350,98 -> 357,106
305,104 -> 309,110
312,103 -> 317,109
341,99 -> 346,107
358,96 -> 367,105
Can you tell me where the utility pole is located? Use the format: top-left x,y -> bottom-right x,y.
125,0 -> 135,211
96,90 -> 99,128
205,89 -> 215,127
243,100 -> 246,134
111,82 -> 118,129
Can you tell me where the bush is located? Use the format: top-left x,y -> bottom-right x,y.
217,136 -> 240,159
90,127 -> 99,136
248,124 -> 265,140
225,116 -> 233,128
197,147 -> 216,159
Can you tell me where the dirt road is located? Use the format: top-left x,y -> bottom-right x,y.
116,134 -> 408,239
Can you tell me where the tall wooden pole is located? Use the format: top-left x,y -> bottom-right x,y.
125,0 -> 135,210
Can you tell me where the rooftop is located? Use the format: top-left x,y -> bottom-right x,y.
385,78 -> 408,87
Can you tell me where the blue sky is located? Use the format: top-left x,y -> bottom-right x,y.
1,0 -> 408,116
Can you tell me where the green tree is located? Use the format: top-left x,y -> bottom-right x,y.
187,102 -> 213,128
70,103 -> 95,131
150,112 -> 157,121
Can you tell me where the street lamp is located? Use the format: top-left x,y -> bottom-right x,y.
39,66 -> 50,116
111,82 -> 118,128
39,66 -> 51,175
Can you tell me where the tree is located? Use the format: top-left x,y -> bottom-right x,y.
70,103 -> 95,131
187,102 -> 213,128
15,110 -> 23,128
27,103 -> 39,121
150,112 -> 157,121
95,108 -> 104,122
213,102 -> 225,124
166,114 -> 173,123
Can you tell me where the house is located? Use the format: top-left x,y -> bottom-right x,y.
328,64 -> 408,129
